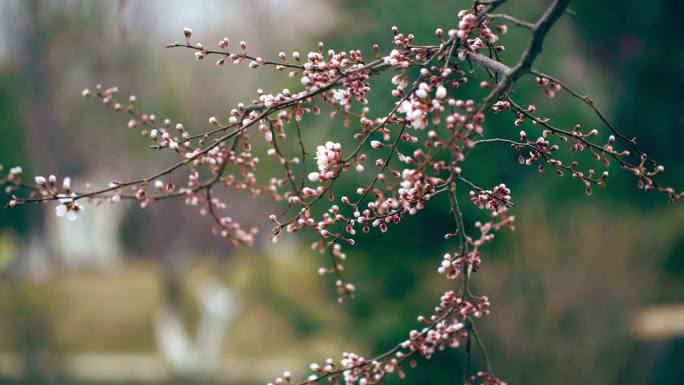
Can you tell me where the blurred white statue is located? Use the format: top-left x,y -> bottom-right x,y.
45,200 -> 127,271
154,278 -> 242,376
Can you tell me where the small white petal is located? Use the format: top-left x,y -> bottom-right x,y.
62,177 -> 71,190
308,172 -> 320,182
436,85 -> 447,99
55,205 -> 67,217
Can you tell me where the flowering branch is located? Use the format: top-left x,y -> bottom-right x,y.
1,0 -> 681,384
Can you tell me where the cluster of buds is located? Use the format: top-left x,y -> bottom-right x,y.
336,51 -> 371,105
465,371 -> 508,385
397,82 -> 446,130
384,48 -> 412,69
536,76 -> 562,98
438,252 -> 464,279
273,290 -> 491,385
443,209 -> 516,278
457,9 -> 480,40
54,194 -> 84,222
299,48 -> 372,102
464,213 -> 517,277
308,141 -> 342,182
1,166 -> 24,187
515,130 -> 559,168
212,215 -> 258,247
470,184 -> 512,214
512,123 -> 612,196
455,7 -> 501,60
396,169 -> 440,214
405,290 -> 491,358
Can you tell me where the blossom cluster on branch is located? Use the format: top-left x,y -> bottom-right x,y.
1,0 -> 681,383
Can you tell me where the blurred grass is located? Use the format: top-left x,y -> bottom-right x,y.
0,249 -> 363,360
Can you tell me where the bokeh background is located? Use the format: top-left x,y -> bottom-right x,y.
1,0 -> 683,384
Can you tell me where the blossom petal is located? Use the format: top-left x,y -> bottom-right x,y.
55,204 -> 67,217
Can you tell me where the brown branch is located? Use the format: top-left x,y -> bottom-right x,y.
467,52 -> 512,77
529,69 -> 650,161
487,13 -> 535,29
512,0 -> 571,77
508,98 -> 682,201
166,42 -> 304,70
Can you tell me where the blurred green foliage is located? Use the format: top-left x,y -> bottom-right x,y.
319,1 -> 684,384
0,72 -> 30,232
